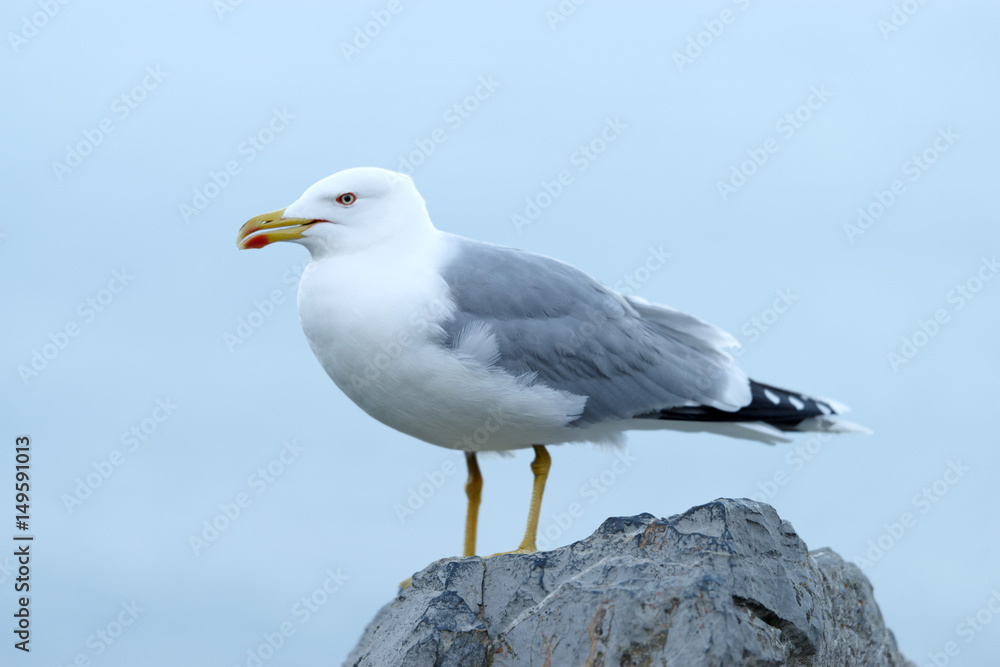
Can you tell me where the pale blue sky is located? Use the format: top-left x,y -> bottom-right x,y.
3,1 -> 999,665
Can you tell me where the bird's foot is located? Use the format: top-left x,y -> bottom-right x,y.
487,544 -> 536,557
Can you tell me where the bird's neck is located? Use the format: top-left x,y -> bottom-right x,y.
295,232 -> 457,400
298,230 -> 454,338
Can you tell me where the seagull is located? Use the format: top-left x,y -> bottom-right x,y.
236,167 -> 867,559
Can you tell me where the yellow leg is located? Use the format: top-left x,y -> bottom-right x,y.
487,444 -> 551,556
402,452 -> 483,589
463,452 -> 482,558
516,445 -> 550,552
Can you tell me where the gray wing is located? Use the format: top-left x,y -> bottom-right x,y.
437,237 -> 751,426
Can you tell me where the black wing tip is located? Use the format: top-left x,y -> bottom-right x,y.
648,380 -> 844,431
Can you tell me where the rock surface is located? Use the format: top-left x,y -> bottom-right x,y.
344,499 -> 913,666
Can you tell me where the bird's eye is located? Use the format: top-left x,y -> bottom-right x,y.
336,193 -> 356,205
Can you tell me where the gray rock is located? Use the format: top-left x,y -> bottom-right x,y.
344,499 -> 914,666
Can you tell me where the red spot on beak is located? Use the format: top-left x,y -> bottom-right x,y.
243,233 -> 272,249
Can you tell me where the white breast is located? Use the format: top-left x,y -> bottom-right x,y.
295,234 -> 586,451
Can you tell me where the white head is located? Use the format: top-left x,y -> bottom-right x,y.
236,167 -> 435,258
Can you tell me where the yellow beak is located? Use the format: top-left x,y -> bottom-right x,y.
236,208 -> 316,250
